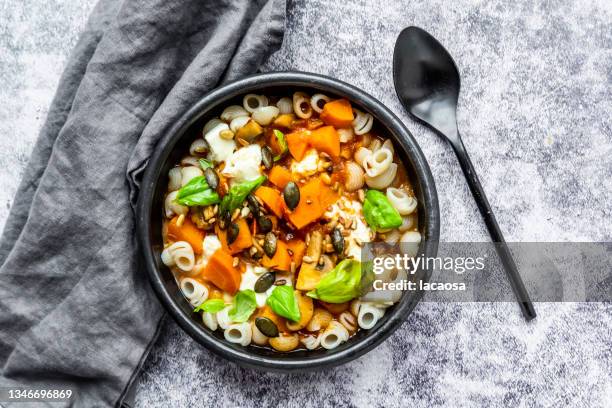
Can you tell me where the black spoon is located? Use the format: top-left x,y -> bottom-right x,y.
393,26 -> 536,321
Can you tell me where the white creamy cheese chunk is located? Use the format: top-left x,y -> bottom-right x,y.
290,148 -> 319,177
240,264 -> 270,307
239,264 -> 293,308
222,144 -> 262,184
201,235 -> 221,265
325,197 -> 372,260
204,122 -> 235,163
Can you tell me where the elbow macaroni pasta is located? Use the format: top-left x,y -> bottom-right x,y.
202,312 -> 218,331
301,334 -> 321,350
203,118 -> 223,134
276,97 -> 293,114
243,94 -> 268,113
167,167 -> 182,192
357,303 -> 385,330
220,105 -> 249,122
354,146 -> 372,167
216,307 -> 232,330
164,190 -> 188,218
344,161 -> 365,192
310,93 -> 331,113
252,106 -> 280,126
320,321 -> 350,350
162,242 -> 195,273
365,162 -> 397,189
179,277 -> 208,306
189,139 -> 208,156
352,109 -> 373,135
363,148 -> 393,177
229,116 -> 250,133
386,188 -> 417,215
224,322 -> 252,346
250,321 -> 269,346
293,92 -> 312,119
180,166 -> 203,187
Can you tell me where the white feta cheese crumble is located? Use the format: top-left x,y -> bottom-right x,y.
290,148 -> 319,177
325,197 -> 372,260
201,235 -> 222,265
204,122 -> 235,163
222,144 -> 262,183
240,264 -> 293,308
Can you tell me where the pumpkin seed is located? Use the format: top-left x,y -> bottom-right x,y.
247,194 -> 260,216
283,181 -> 300,210
254,272 -> 275,293
261,146 -> 274,170
255,317 -> 279,337
263,232 -> 277,258
204,168 -> 219,190
218,208 -> 230,230
227,222 -> 240,245
331,227 -> 345,255
257,215 -> 273,233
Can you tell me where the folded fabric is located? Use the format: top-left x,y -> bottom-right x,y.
0,0 -> 285,406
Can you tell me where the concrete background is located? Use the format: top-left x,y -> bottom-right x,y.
1,0 -> 610,406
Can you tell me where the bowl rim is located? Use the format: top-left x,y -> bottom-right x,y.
136,71 -> 440,371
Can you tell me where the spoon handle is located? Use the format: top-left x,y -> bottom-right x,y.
451,135 -> 536,321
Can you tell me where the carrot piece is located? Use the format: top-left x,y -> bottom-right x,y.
320,99 -> 354,128
167,216 -> 204,254
286,130 -> 310,161
309,126 -> 340,158
216,218 -> 252,255
230,218 -> 252,253
268,165 -> 294,189
262,240 -> 292,272
286,239 -> 306,267
200,248 -> 241,294
320,182 -> 340,209
286,178 -> 339,229
254,186 -> 284,218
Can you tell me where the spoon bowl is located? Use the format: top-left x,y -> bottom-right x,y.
394,26 -> 460,140
393,26 -> 536,320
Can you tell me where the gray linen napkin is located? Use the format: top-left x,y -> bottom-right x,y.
0,0 -> 285,406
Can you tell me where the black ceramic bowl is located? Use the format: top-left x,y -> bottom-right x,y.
137,71 -> 439,371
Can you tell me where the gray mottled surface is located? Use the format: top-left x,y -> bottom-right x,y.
1,0 -> 611,406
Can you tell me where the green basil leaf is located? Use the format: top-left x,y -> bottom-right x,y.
177,189 -> 220,206
362,189 -> 402,231
199,158 -> 213,170
359,260 -> 375,296
228,290 -> 257,323
273,129 -> 288,161
176,176 -> 220,206
219,175 -> 266,216
307,259 -> 362,303
266,285 -> 300,322
176,176 -> 209,200
193,299 -> 226,313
